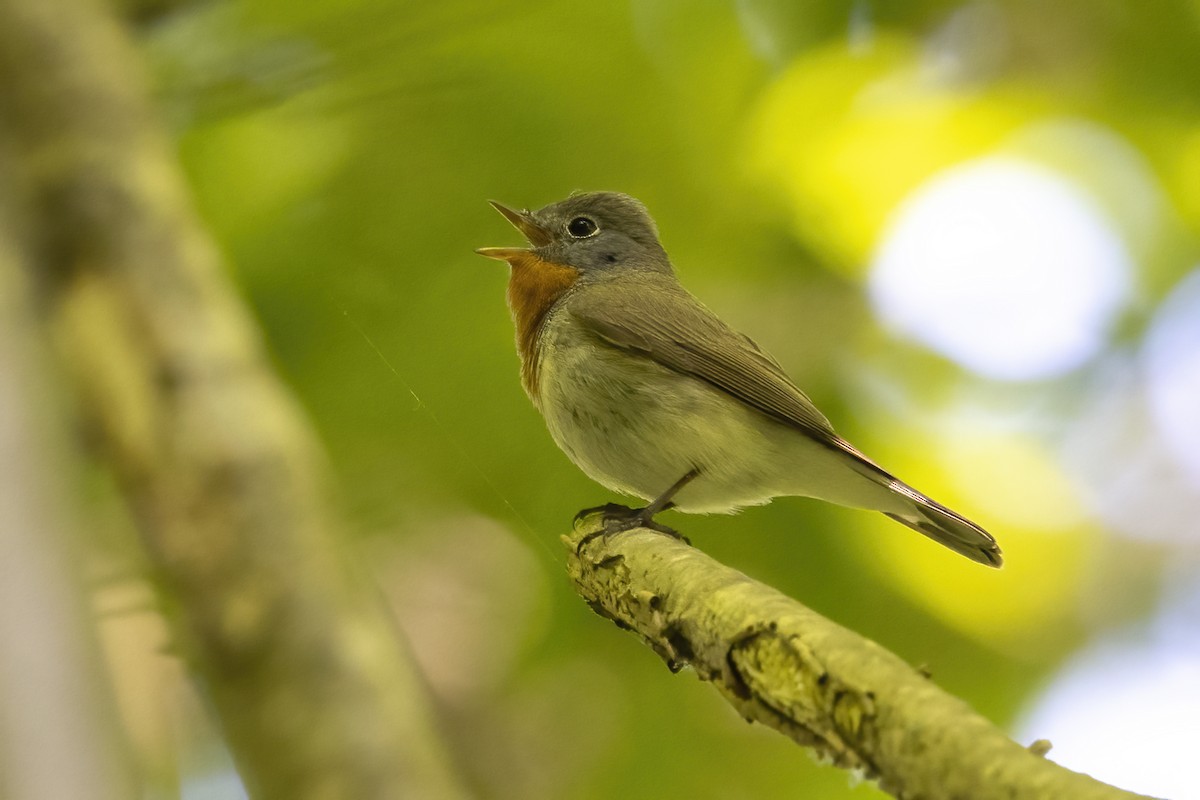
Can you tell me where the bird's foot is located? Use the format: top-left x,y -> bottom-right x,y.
573,503 -> 690,552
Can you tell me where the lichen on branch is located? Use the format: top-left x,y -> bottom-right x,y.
565,514 -> 1155,800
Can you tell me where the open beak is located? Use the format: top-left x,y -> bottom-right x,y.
475,200 -> 553,261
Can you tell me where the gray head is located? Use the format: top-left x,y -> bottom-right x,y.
479,191 -> 672,275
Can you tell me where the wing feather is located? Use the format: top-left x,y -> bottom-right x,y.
569,280 -> 838,442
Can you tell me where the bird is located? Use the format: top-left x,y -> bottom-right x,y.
476,191 -> 1002,567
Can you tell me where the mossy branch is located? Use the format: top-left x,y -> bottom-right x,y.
566,517 -> 1157,800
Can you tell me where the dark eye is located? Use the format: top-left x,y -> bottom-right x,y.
567,216 -> 599,238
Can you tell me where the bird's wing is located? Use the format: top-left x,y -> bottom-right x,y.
568,279 -> 839,443
568,278 -> 1003,567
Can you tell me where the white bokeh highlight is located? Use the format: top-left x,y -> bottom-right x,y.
1017,601 -> 1200,800
1060,352 -> 1200,544
1144,268 -> 1200,487
869,157 -> 1132,381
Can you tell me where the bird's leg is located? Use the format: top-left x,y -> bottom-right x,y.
640,467 -> 701,518
575,468 -> 702,550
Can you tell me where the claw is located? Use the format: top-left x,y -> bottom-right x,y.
574,469 -> 700,551
574,503 -> 691,553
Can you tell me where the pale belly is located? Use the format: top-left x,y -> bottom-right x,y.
535,334 -> 889,514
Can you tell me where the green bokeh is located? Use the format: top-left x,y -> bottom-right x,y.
142,1 -> 1200,796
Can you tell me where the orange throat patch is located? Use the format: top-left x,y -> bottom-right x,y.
504,252 -> 580,400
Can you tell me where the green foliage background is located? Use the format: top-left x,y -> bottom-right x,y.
92,1 -> 1200,797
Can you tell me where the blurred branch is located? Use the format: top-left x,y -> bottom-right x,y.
0,163 -> 132,800
0,0 -> 470,798
567,519 -> 1157,800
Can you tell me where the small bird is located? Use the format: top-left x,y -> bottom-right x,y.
477,192 -> 1002,567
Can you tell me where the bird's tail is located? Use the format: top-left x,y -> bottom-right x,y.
883,492 -> 1003,568
820,435 -> 1003,567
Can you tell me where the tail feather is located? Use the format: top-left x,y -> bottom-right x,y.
821,434 -> 1002,567
884,499 -> 1003,568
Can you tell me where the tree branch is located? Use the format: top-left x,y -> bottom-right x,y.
566,517 -> 1157,800
0,176 -> 133,800
0,0 -> 470,797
